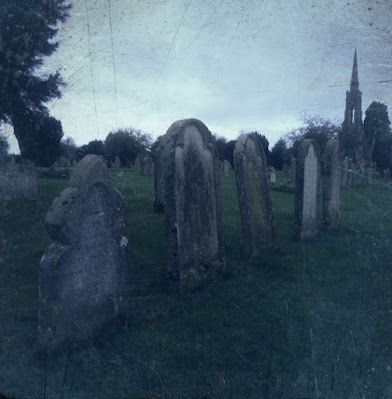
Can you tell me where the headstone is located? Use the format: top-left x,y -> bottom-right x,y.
341,156 -> 349,188
294,139 -> 319,240
233,134 -> 276,257
347,158 -> 354,188
161,119 -> 225,292
384,168 -> 390,180
38,155 -> 130,352
222,160 -> 231,177
0,163 -> 38,202
114,155 -> 121,168
152,136 -> 167,213
141,155 -> 153,176
269,167 -> 276,184
322,140 -> 341,229
287,156 -> 296,184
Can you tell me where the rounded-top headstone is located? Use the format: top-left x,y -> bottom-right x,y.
233,133 -> 276,257
161,118 -> 225,292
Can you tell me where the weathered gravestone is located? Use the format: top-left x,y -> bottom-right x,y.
269,167 -> 276,184
152,135 -> 170,213
38,155 -> 130,352
341,156 -> 349,188
161,119 -> 225,292
0,163 -> 38,202
294,139 -> 320,240
222,160 -> 231,176
114,155 -> 121,168
141,155 -> 153,176
233,134 -> 276,257
322,140 -> 341,229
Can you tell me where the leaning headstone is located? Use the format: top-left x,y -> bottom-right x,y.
269,167 -> 276,184
38,155 -> 130,352
322,140 -> 341,229
161,119 -> 225,292
222,160 -> 231,177
141,155 -> 153,176
114,155 -> 121,168
294,139 -> 319,240
233,134 -> 276,257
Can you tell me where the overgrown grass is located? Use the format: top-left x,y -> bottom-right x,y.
1,169 -> 392,398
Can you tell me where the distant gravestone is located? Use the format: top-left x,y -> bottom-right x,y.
114,155 -> 121,168
38,155 -> 130,352
384,168 -> 390,180
0,163 -> 38,202
161,119 -> 225,292
152,136 -> 170,213
269,167 -> 276,184
222,160 -> 231,176
294,139 -> 319,240
341,156 -> 349,188
287,156 -> 296,184
233,134 -> 276,257
141,155 -> 153,176
322,140 -> 341,229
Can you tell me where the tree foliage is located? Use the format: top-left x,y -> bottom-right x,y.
12,110 -> 63,166
269,138 -> 289,170
364,101 -> 391,167
285,116 -> 340,157
105,128 -> 153,166
0,0 -> 70,159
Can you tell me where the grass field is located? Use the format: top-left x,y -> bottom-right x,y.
1,169 -> 392,398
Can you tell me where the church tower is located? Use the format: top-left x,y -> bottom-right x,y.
339,50 -> 364,162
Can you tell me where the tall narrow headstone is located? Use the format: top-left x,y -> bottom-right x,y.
161,119 -> 225,292
233,134 -> 276,257
141,155 -> 153,176
341,156 -> 349,188
322,140 -> 341,229
294,139 -> 320,240
269,167 -> 276,184
223,160 -> 231,176
38,155 -> 130,352
114,155 -> 121,168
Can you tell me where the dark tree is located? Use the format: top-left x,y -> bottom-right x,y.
285,116 -> 340,157
12,110 -> 63,166
0,132 -> 10,166
105,128 -> 153,166
0,0 -> 70,158
364,101 -> 391,166
269,138 -> 289,170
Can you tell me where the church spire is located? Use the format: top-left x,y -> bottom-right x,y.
350,49 -> 359,90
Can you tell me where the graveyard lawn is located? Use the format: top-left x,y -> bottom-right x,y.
1,169 -> 392,398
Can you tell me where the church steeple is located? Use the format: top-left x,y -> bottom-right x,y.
350,49 -> 359,90
339,49 -> 364,163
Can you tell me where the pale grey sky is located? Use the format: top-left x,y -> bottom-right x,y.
5,0 -> 392,152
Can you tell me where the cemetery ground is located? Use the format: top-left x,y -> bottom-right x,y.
1,169 -> 392,398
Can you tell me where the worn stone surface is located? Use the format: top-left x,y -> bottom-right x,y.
0,163 -> 38,202
114,155 -> 121,168
269,167 -> 276,184
322,140 -> 341,229
38,155 -> 130,352
294,139 -> 320,240
152,135 -> 172,213
233,134 -> 276,257
222,160 -> 231,176
141,155 -> 153,176
161,119 -> 225,292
